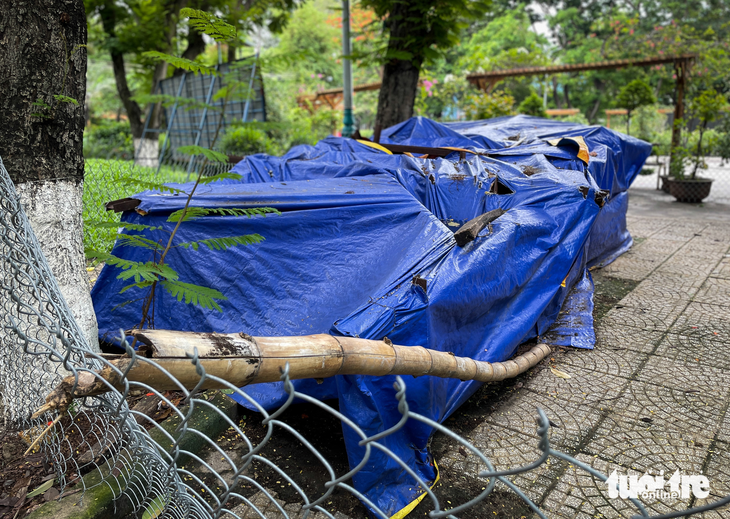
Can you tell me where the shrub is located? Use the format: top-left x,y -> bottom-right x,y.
220,125 -> 271,156
462,91 -> 515,120
84,120 -> 134,160
517,92 -> 547,117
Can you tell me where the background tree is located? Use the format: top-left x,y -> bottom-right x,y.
84,0 -> 298,161
361,0 -> 491,129
616,79 -> 656,135
687,89 -> 728,178
0,0 -> 99,349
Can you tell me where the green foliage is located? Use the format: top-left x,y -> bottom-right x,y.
159,280 -> 227,312
167,207 -> 280,223
84,121 -> 135,160
177,145 -> 229,163
462,91 -> 516,120
615,80 -> 656,135
518,93 -> 547,117
180,8 -> 236,42
716,115 -> 730,163
141,52 -> 217,76
360,0 -> 492,66
686,89 -> 728,177
131,94 -> 215,111
53,94 -> 79,105
690,89 -> 728,126
177,233 -> 265,251
86,8 -> 280,326
220,126 -> 272,156
616,80 -> 656,114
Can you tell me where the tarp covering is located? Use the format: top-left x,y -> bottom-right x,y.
91,116 -> 651,517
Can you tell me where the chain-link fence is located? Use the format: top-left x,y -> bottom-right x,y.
3,155 -> 730,518
83,159 -> 237,257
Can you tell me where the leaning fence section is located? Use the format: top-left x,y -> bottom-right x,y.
3,155 -> 730,518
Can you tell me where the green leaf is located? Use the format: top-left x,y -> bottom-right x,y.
84,249 -> 139,269
118,177 -> 186,195
53,94 -> 78,105
159,280 -> 227,312
142,51 -> 217,76
120,280 -> 155,294
132,94 -> 216,111
166,206 -> 279,223
166,207 -> 211,223
197,172 -> 242,184
87,221 -> 165,232
177,145 -> 228,163
180,8 -> 236,42
85,251 -> 179,284
177,233 -> 265,252
116,261 -> 179,283
27,479 -> 55,498
32,99 -> 51,109
115,234 -> 165,251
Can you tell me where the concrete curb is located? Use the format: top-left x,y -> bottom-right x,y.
26,391 -> 239,519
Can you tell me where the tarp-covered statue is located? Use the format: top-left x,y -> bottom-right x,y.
92,115 -> 651,517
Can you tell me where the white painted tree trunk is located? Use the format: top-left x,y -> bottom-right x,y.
134,138 -> 159,168
16,180 -> 100,353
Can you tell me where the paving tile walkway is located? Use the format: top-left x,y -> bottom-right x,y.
435,206 -> 730,518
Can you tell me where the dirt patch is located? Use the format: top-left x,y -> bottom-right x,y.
409,465 -> 530,518
183,399 -> 369,517
591,270 -> 640,322
0,408 -> 111,519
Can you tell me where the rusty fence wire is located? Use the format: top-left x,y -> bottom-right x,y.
1,155 -> 730,519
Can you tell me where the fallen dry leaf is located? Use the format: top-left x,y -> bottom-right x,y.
550,367 -> 572,379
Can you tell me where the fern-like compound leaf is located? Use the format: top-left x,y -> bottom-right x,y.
177,233 -> 264,251
118,177 -> 185,195
87,221 -> 165,232
160,280 -> 227,312
180,8 -> 236,42
177,145 -> 229,163
167,206 -> 279,223
142,51 -> 217,76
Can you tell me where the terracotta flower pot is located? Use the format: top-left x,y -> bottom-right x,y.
667,177 -> 713,203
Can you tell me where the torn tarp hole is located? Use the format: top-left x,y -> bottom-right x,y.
490,178 -> 514,195
521,165 -> 541,176
412,275 -> 427,292
594,189 -> 609,207
578,186 -> 589,199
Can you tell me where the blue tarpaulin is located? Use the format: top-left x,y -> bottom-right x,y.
91,116 -> 651,517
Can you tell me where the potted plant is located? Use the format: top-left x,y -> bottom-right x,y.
668,89 -> 727,203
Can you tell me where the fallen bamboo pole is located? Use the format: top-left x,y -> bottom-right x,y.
34,330 -> 552,417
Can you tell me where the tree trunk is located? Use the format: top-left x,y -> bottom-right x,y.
552,77 -> 561,108
34,330 -> 553,412
374,2 -> 424,130
0,0 -> 99,351
100,0 -> 185,166
99,1 -> 146,139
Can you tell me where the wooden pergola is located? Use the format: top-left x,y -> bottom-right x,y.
467,54 -> 696,160
297,81 -> 383,111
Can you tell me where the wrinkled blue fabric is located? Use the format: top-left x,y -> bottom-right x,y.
91,116 -> 650,517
